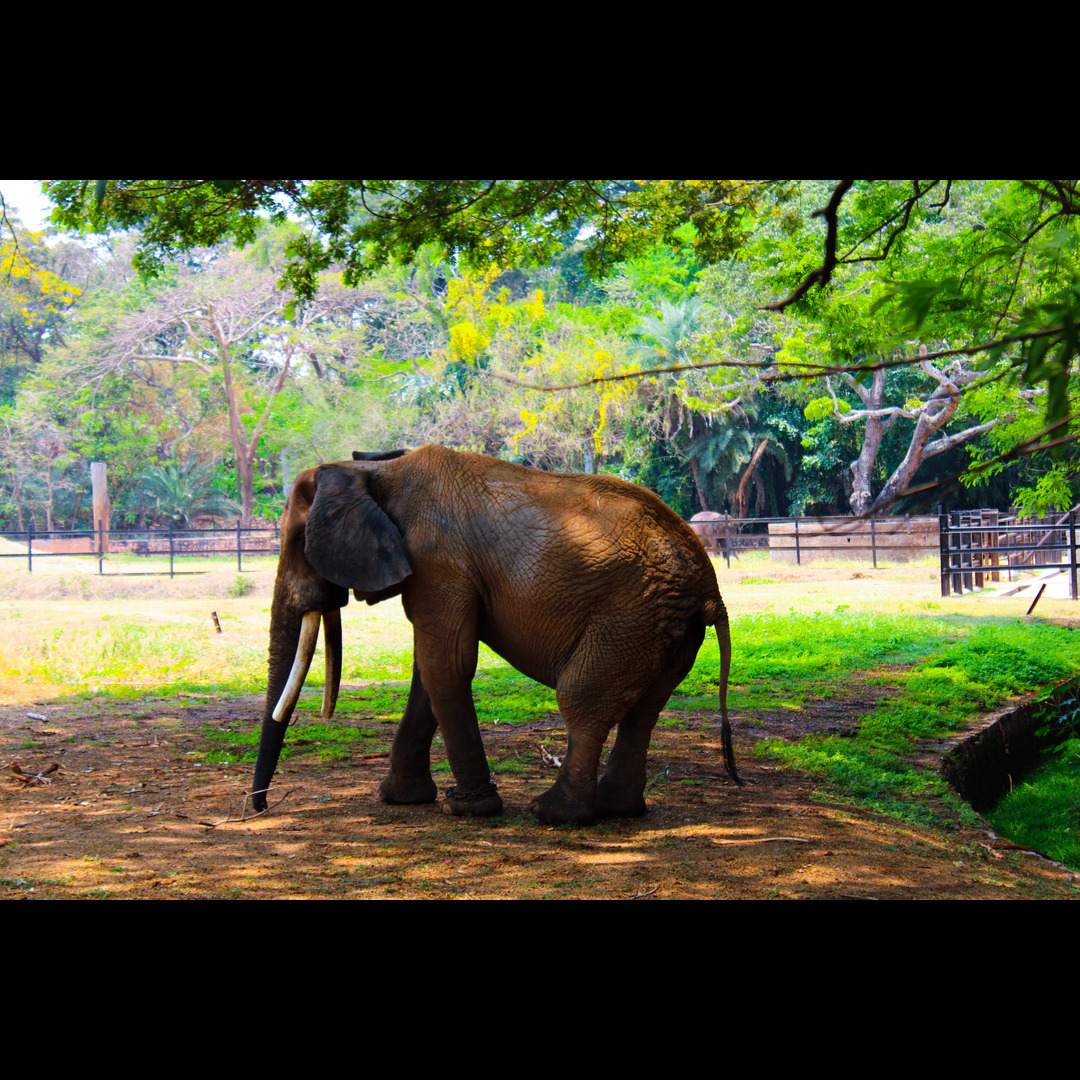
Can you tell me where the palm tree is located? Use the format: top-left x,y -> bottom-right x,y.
632,298 -> 705,441
139,458 -> 240,527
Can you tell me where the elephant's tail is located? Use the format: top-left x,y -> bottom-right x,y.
715,619 -> 741,785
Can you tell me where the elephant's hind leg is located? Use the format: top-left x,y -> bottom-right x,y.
530,647 -> 637,825
530,728 -> 608,825
596,619 -> 706,818
378,660 -> 439,805
595,706 -> 657,818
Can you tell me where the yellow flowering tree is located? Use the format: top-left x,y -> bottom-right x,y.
0,220 -> 82,375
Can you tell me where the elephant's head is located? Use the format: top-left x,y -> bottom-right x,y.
251,459 -> 413,811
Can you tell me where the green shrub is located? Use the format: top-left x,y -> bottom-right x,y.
229,576 -> 256,598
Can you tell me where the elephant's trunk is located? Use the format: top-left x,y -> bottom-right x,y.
715,614 -> 741,785
251,580 -> 345,813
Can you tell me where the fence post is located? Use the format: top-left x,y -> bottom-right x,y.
954,509 -> 963,596
939,504 -> 949,597
27,517 -> 33,573
98,519 -> 104,575
793,510 -> 801,566
237,518 -> 242,572
1070,510 -> 1078,601
870,513 -> 877,569
723,513 -> 731,569
169,522 -> 175,580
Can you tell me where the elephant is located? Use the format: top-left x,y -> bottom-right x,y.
689,511 -> 727,555
251,444 -> 739,825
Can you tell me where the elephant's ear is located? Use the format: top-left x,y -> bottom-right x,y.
305,464 -> 412,592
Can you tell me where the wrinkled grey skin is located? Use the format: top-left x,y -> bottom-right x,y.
252,445 -> 738,825
689,511 -> 726,554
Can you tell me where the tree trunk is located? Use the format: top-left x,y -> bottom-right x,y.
846,368 -> 891,516
734,439 -> 769,518
235,448 -> 255,528
689,454 -> 711,512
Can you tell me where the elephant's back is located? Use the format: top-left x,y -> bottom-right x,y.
397,444 -> 721,617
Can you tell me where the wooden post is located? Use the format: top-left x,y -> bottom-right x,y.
1070,510 -> 1078,602
939,504 -> 949,597
90,462 -> 110,554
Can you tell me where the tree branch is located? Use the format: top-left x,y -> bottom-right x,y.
761,180 -> 854,312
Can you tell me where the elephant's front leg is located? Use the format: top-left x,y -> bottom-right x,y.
377,659 -> 438,805
415,620 -> 502,818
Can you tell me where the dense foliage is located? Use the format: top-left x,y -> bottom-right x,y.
0,179 -> 1074,530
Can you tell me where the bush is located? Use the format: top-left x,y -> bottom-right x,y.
229,575 -> 256,598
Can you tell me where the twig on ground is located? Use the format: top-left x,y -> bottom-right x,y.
710,836 -> 810,845
7,761 -> 60,786
200,787 -> 297,828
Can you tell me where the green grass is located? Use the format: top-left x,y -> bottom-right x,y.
987,749 -> 1080,869
675,611 -> 953,713
743,617 -> 1080,830
985,691 -> 1080,869
202,716 -> 399,764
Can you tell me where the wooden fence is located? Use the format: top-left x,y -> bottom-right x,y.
694,513 -> 939,567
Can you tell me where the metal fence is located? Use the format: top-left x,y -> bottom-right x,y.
939,507 -> 1079,600
5,507 -> 1078,599
0,521 -> 280,578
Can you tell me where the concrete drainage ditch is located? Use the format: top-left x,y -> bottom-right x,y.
942,676 -> 1079,813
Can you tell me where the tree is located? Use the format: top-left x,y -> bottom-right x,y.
38,179 -> 1080,509
43,180 -> 779,303
0,378 -> 78,530
56,243 -> 373,525
0,208 -> 82,398
762,180 -> 1080,436
802,349 -> 1007,515
758,181 -> 1079,509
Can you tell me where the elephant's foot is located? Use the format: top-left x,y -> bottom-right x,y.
595,777 -> 647,818
378,771 -> 438,805
441,782 -> 503,817
530,783 -> 596,825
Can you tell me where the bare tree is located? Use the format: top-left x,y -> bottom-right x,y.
76,249 -> 366,526
825,346 -> 1008,515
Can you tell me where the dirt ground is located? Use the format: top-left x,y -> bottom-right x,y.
1,550 -> 1078,900
2,687 -> 1077,900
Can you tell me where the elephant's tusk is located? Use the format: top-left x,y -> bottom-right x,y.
321,608 -> 342,719
272,610 -> 322,722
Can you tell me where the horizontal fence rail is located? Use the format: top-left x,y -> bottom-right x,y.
0,521 -> 279,578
